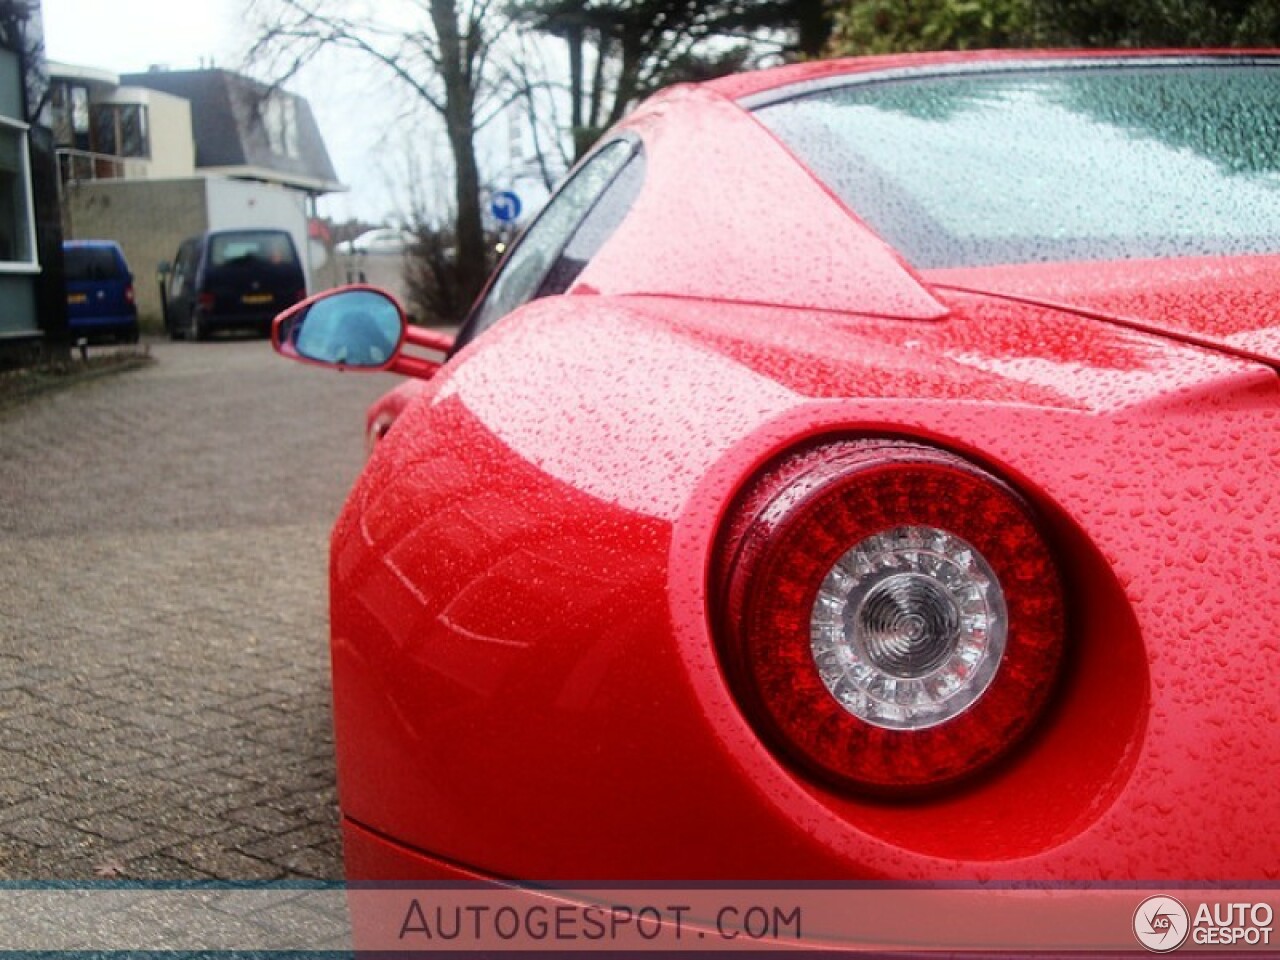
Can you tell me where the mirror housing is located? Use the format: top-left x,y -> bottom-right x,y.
271,285 -> 452,379
157,260 -> 171,276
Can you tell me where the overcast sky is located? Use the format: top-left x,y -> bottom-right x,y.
40,0 -> 415,224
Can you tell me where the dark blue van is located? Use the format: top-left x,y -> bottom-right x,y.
63,240 -> 140,344
162,229 -> 306,340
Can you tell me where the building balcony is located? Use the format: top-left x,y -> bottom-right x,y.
56,148 -> 149,186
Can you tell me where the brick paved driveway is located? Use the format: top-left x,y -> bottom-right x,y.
0,337 -> 397,880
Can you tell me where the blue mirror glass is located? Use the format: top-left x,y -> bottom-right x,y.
292,290 -> 402,368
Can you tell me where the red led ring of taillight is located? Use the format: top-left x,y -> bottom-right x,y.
715,439 -> 1066,794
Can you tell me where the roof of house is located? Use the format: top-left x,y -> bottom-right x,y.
120,68 -> 343,194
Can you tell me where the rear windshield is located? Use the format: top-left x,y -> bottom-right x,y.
64,246 -> 123,282
209,232 -> 298,268
755,62 -> 1280,268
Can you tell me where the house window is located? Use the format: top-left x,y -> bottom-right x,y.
262,94 -> 299,159
0,116 -> 36,268
90,103 -> 149,158
50,82 -> 92,150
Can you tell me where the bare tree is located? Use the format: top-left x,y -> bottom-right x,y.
247,0 -> 511,315
499,30 -> 575,190
511,0 -> 831,159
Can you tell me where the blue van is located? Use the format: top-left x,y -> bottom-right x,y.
162,229 -> 306,340
63,240 -> 140,343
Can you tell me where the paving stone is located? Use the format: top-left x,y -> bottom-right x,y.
223,805 -> 305,835
237,824 -> 336,864
0,837 -> 46,877
166,841 -> 284,881
121,852 -> 220,880
88,832 -> 178,867
2,817 -> 93,850
275,845 -> 341,880
71,811 -> 157,844
0,797 -> 81,828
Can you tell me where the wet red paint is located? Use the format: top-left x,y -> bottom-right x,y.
282,51 -> 1280,884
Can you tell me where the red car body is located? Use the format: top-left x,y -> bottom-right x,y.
364,377 -> 427,453
301,51 -> 1280,884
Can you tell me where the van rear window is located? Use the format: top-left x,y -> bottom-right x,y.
64,247 -> 121,282
210,232 -> 297,267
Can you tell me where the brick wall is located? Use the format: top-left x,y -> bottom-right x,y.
63,179 -> 209,331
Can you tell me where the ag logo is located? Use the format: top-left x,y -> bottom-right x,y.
1134,896 -> 1190,952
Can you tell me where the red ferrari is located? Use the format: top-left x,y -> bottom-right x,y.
274,51 -> 1280,885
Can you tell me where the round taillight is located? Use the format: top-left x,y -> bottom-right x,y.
715,439 -> 1065,793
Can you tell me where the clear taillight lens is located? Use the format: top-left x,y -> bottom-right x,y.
812,524 -> 1008,731
715,439 -> 1065,793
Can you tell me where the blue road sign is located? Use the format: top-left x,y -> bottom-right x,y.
490,190 -> 522,223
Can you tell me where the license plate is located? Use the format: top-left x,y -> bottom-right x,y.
67,293 -> 88,304
242,293 -> 274,305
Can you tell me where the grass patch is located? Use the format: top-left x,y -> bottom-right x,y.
0,345 -> 155,412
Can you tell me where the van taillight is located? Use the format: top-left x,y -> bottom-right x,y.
198,292 -> 216,311
714,439 -> 1065,793
124,284 -> 135,305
